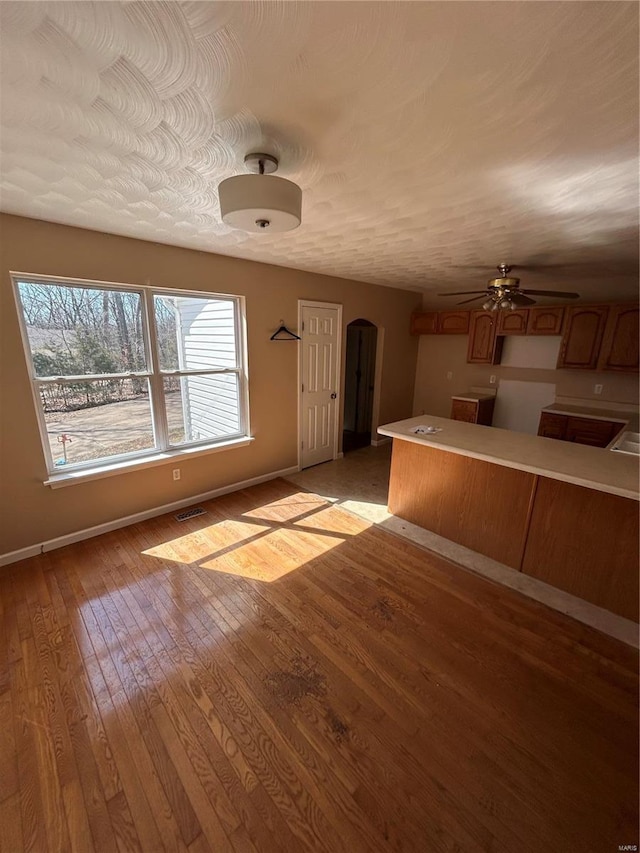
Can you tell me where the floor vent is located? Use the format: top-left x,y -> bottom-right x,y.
174,507 -> 207,522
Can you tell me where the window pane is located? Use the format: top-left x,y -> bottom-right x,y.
154,294 -> 237,371
165,374 -> 241,445
42,378 -> 155,467
17,281 -> 147,376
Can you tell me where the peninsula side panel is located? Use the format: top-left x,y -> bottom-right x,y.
388,440 -> 536,568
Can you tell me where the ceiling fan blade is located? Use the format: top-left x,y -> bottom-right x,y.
508,294 -> 536,306
437,290 -> 487,296
456,295 -> 488,305
520,289 -> 580,298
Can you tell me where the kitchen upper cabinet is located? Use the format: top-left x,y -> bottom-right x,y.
438,311 -> 470,334
557,305 -> 609,369
526,306 -> 564,335
467,312 -> 503,364
597,304 -> 639,372
410,312 -> 438,335
497,309 -> 528,335
410,310 -> 469,335
413,302 -> 637,373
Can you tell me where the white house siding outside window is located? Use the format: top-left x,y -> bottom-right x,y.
11,273 -> 249,476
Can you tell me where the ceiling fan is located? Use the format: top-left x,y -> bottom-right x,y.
438,264 -> 580,311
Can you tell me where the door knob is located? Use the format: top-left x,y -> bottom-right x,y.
330,392 -> 337,399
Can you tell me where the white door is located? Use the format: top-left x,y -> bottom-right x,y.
300,302 -> 341,468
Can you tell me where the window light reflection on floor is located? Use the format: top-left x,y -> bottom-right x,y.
141,491 -> 371,582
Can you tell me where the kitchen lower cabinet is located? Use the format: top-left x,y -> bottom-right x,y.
564,417 -> 621,447
537,412 -> 623,448
450,397 -> 495,425
537,412 -> 568,440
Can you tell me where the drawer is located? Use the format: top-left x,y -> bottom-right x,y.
451,400 -> 478,422
565,417 -> 621,448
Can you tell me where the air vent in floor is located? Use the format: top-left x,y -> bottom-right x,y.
174,507 -> 207,522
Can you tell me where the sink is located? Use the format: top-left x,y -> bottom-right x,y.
610,431 -> 640,456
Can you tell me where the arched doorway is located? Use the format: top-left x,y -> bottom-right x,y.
343,319 -> 377,453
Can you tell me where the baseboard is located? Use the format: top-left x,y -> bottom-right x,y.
371,437 -> 391,447
0,465 -> 299,568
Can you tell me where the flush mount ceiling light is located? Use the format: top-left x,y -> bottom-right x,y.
218,153 -> 302,233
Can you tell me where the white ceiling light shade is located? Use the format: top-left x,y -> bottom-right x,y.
218,153 -> 302,232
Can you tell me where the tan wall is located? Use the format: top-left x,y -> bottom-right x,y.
0,214 -> 420,554
413,335 -> 639,418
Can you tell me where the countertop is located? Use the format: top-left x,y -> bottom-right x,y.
451,392 -> 496,402
542,402 -> 639,431
377,415 -> 639,501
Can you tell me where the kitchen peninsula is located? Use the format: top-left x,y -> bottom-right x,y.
378,415 -> 639,622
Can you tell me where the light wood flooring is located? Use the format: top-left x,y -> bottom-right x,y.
1,478 -> 638,852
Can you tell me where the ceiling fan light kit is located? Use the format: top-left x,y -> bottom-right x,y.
218,153 -> 302,233
438,263 -> 580,311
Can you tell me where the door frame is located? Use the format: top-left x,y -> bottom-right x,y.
297,299 -> 343,471
341,319 -> 386,448
370,325 -> 385,444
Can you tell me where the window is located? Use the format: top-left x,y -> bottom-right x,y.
12,273 -> 249,478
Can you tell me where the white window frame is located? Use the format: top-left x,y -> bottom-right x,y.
11,272 -> 252,486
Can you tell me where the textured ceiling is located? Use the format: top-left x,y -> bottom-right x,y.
0,1 -> 638,304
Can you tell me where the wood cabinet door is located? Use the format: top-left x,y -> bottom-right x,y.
564,417 -> 620,448
475,398 -> 495,426
438,311 -> 470,334
537,412 -> 567,440
410,312 -> 438,335
526,306 -> 564,335
467,312 -> 502,363
557,306 -> 609,369
597,304 -> 639,372
497,309 -> 528,335
450,400 -> 477,422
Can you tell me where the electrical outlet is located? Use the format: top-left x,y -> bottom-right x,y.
173,468 -> 181,481
446,371 -> 453,380
489,375 -> 496,384
594,384 -> 603,395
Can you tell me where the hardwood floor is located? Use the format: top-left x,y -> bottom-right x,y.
1,479 -> 637,852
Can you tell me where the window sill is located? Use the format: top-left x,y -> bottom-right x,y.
43,436 -> 255,489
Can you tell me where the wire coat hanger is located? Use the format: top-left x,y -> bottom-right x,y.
270,319 -> 300,341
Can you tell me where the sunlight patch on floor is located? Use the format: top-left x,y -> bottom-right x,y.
199,526 -> 346,581
241,493 -> 329,523
143,518 -> 270,563
141,491 -> 366,582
